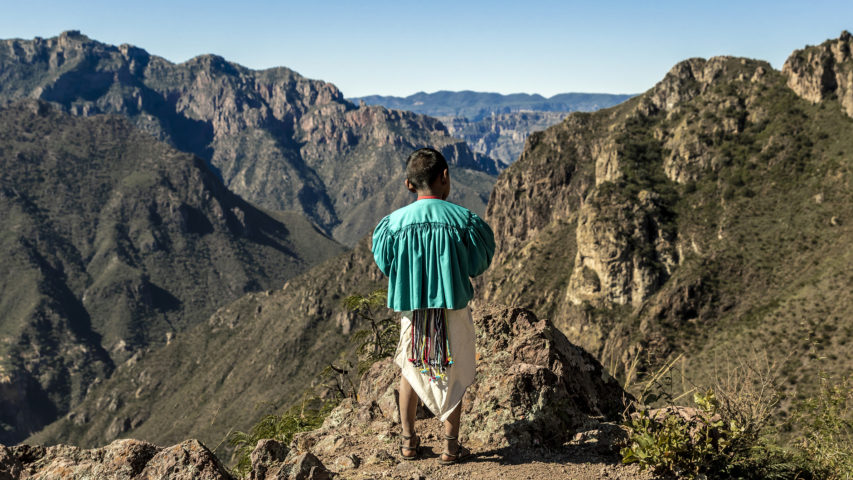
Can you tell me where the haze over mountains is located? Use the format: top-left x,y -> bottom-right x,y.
353,91 -> 635,165
21,30 -> 853,465
351,91 -> 635,121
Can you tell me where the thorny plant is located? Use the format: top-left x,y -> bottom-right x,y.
709,349 -> 785,447
320,360 -> 358,401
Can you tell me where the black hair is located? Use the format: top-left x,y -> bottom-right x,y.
406,148 -> 448,190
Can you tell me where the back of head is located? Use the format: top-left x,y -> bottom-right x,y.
406,148 -> 448,190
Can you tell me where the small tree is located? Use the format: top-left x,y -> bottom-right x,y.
343,289 -> 399,373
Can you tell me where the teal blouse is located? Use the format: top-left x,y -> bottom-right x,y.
372,199 -> 495,311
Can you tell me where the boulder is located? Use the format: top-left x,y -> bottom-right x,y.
1,439 -> 231,480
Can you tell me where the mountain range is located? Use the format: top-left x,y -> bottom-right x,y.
0,30 -> 503,445
0,31 -> 499,246
350,91 -> 635,121
5,29 -> 852,470
0,99 -> 343,445
482,31 -> 853,404
352,91 -> 635,165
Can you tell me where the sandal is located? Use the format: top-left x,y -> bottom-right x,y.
438,435 -> 466,465
399,433 -> 420,461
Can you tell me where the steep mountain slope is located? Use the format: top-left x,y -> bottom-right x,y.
0,100 -> 343,444
481,32 -> 853,401
27,238 -> 384,454
352,91 -> 635,121
0,31 -> 498,246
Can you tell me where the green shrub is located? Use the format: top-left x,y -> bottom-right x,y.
623,391 -> 748,477
622,389 -> 803,479
228,399 -> 336,478
793,374 -> 853,479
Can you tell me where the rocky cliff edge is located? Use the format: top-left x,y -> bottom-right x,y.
2,305 -> 644,480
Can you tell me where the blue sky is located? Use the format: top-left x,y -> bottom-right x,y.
1,0 -> 850,97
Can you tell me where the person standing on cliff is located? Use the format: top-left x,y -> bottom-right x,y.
372,147 -> 495,464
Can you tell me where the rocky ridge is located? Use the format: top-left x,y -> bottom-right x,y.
8,306 -> 652,480
783,30 -> 853,117
0,439 -> 233,480
0,31 -> 499,245
481,32 -> 853,400
292,304 -> 629,452
0,100 -> 342,445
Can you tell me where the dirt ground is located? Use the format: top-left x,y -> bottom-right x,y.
316,420 -> 659,480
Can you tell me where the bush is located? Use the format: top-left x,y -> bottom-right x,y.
228,399 -> 336,478
793,374 -> 853,480
621,352 -> 807,479
623,390 -> 771,478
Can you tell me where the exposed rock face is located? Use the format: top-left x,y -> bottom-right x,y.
250,439 -> 289,480
568,189 -> 678,308
783,30 -> 853,117
439,111 -> 570,165
483,103 -> 680,313
289,304 -> 630,460
0,31 -> 498,245
485,55 -> 770,317
0,439 -> 232,480
481,36 -> 853,400
0,100 -> 343,444
249,443 -> 330,480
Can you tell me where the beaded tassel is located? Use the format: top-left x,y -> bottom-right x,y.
408,308 -> 453,381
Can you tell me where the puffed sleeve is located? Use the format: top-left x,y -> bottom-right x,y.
372,215 -> 394,276
467,211 -> 495,277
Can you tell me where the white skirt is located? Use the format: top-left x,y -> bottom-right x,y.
394,307 -> 477,421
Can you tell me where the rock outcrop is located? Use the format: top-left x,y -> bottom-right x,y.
286,304 -> 630,468
783,30 -> 853,117
0,439 -> 232,480
0,31 -> 498,245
